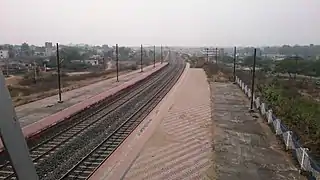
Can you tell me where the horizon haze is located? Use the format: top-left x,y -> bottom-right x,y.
1,0 -> 319,46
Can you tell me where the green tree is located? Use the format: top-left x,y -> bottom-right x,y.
60,47 -> 83,62
274,56 -> 303,79
119,47 -> 132,59
221,55 -> 234,63
8,45 -> 15,58
21,42 -> 30,56
242,56 -> 262,67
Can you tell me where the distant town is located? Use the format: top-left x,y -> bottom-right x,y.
0,42 -> 166,76
1,43 -> 320,77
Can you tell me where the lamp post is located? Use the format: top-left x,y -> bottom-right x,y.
153,45 -> 156,68
160,45 -> 163,64
140,44 -> 143,72
250,48 -> 257,111
116,44 -> 119,82
56,43 -> 62,103
233,46 -> 237,82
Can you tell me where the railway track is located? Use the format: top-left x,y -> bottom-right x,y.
0,65 -> 170,180
0,57 -> 184,179
59,62 -> 184,179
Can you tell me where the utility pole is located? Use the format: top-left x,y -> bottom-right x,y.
160,45 -> 163,64
140,44 -> 143,72
33,60 -> 37,84
295,54 -> 298,80
116,44 -> 119,82
56,43 -> 62,103
103,57 -> 106,70
153,45 -> 156,68
206,48 -> 209,62
250,48 -> 257,111
215,47 -> 218,64
233,46 -> 237,82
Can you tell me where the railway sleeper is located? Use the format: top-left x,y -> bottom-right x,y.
69,175 -> 87,179
88,157 -> 105,161
83,162 -> 100,165
79,165 -> 95,169
91,154 -> 108,158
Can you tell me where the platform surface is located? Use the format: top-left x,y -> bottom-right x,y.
122,68 -> 212,180
91,66 -> 305,180
15,63 -> 165,128
91,66 -> 213,180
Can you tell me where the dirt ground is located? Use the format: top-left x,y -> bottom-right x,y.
5,75 -> 23,85
8,70 -> 131,106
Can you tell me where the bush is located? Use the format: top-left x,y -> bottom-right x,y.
239,67 -> 320,160
130,65 -> 137,70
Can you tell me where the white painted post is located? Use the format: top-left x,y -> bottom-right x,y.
260,103 -> 266,115
300,148 -> 308,170
276,119 -> 282,135
248,89 -> 251,98
255,97 -> 260,108
286,131 -> 292,150
244,85 -> 248,94
267,109 -> 273,124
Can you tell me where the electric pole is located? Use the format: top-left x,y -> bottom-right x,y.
33,60 -> 37,84
215,47 -> 218,64
169,48 -> 171,63
140,44 -> 143,72
56,43 -> 62,103
116,44 -> 119,82
233,46 -> 236,82
153,45 -> 156,68
103,57 -> 106,70
206,48 -> 209,62
160,45 -> 163,64
250,48 -> 257,111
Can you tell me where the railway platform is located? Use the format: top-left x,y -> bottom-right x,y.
0,63 -> 167,152
91,65 -> 304,180
91,64 -> 213,180
16,63 -> 166,128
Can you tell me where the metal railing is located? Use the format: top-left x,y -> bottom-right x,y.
236,76 -> 320,180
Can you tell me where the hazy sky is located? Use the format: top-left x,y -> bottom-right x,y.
1,0 -> 319,46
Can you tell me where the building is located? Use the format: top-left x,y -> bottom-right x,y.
71,59 -> 99,66
45,42 -> 53,56
219,48 -> 224,59
0,50 -> 9,59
